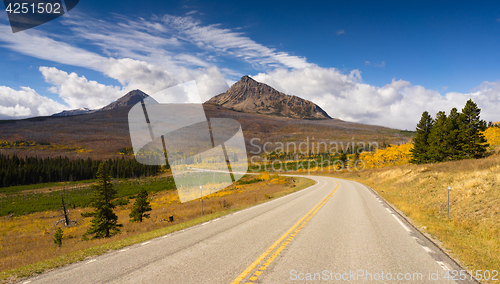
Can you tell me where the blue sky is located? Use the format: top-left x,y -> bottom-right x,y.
0,0 -> 499,129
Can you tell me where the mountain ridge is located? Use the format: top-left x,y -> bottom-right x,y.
52,89 -> 150,116
205,76 -> 331,120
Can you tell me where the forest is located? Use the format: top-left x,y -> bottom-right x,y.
0,155 -> 161,188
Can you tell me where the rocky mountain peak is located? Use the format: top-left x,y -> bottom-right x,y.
205,76 -> 331,120
101,89 -> 149,111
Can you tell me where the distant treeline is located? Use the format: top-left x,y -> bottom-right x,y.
0,155 -> 161,187
410,99 -> 488,164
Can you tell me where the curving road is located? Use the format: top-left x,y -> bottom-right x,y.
22,176 -> 476,283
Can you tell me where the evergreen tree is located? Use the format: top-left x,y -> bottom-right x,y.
129,189 -> 152,222
54,227 -> 63,247
442,108 -> 463,160
84,162 -> 122,239
338,151 -> 348,169
410,111 -> 434,164
427,111 -> 448,162
459,99 -> 488,159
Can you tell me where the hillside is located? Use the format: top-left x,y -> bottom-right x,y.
205,76 -> 331,120
0,102 -> 411,159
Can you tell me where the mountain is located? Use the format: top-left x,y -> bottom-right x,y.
205,76 -> 331,120
2,85 -> 412,159
101,89 -> 149,111
52,108 -> 93,117
51,90 -> 150,117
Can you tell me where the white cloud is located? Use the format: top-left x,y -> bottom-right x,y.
336,30 -> 345,35
102,58 -> 181,94
102,59 -> 228,100
59,13 -> 311,71
253,67 -> 500,130
40,67 -> 123,109
0,13 -> 497,129
39,64 -> 228,109
0,86 -> 66,119
365,60 -> 385,67
161,15 -> 313,69
0,24 -> 105,70
194,66 -> 229,102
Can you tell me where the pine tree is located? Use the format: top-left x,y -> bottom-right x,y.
84,162 -> 122,239
129,189 -> 152,222
410,111 -> 434,164
459,99 -> 488,159
442,108 -> 463,160
54,227 -> 63,247
427,111 -> 448,162
338,151 -> 348,169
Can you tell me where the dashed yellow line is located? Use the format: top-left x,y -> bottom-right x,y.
231,180 -> 340,284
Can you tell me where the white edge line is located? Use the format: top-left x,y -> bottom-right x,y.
391,214 -> 411,233
162,235 -> 169,238
436,261 -> 450,271
119,248 -> 129,252
22,281 -> 31,284
141,241 -> 152,246
385,208 -> 392,213
422,246 -> 433,253
212,218 -> 220,222
86,259 -> 96,264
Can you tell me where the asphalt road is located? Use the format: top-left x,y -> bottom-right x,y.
22,176 -> 476,284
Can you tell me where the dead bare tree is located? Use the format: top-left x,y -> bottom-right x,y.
53,187 -> 78,227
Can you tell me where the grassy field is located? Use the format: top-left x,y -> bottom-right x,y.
326,152 -> 500,283
0,173 -> 314,283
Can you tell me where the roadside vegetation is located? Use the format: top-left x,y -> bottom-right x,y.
334,153 -> 500,283
333,100 -> 500,283
0,169 -> 313,283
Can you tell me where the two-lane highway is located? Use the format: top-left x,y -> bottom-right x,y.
23,176 -> 474,283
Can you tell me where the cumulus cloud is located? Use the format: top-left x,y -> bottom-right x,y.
253,67 -> 500,130
102,58 -> 181,94
0,86 -> 66,119
40,67 -> 123,109
101,59 -> 228,101
194,66 -> 230,102
38,64 -> 228,109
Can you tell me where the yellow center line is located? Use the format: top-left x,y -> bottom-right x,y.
231,180 -> 340,284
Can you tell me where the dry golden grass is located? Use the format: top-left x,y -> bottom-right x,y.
0,174 -> 314,283
326,152 -> 500,283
